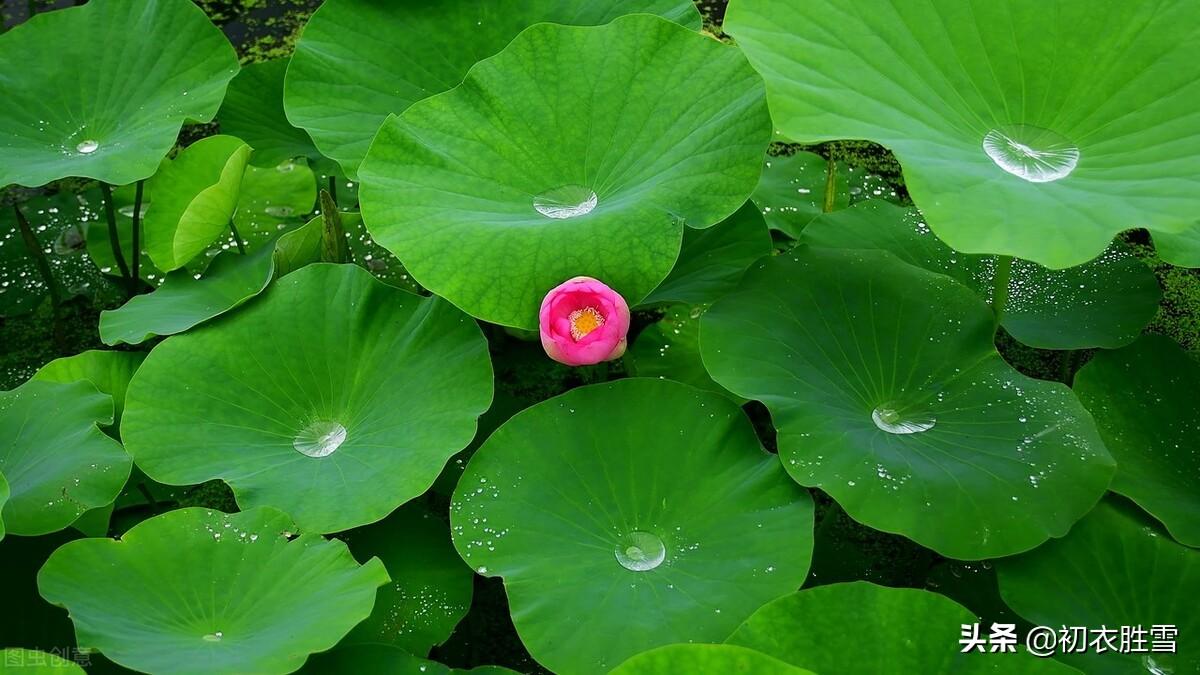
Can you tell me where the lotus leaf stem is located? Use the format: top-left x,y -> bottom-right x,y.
99,183 -> 133,284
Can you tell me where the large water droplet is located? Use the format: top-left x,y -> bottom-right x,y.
264,205 -> 295,218
533,185 -> 597,219
872,404 -> 936,435
293,420 -> 347,458
76,139 -> 99,154
202,631 -> 223,642
982,125 -> 1078,183
1144,654 -> 1175,675
614,531 -> 666,572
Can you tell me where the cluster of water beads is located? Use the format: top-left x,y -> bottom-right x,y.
871,402 -> 936,434
614,530 -> 666,572
982,124 -> 1078,183
293,420 -> 347,458
532,185 -> 598,219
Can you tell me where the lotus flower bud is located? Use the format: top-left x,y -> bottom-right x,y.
538,276 -> 630,366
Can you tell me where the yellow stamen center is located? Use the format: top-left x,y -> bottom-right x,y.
568,306 -> 605,341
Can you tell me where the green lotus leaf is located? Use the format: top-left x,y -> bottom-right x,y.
284,0 -> 701,179
122,263 -> 493,533
803,200 -> 1161,349
359,15 -> 771,328
37,506 -> 390,675
0,0 -> 238,188
143,135 -> 252,272
300,644 -> 518,675
0,190 -> 115,317
610,644 -> 812,674
997,499 -> 1199,675
271,215 -> 326,278
640,202 -> 771,307
451,378 -> 814,674
726,582 -> 1076,674
700,248 -> 1114,559
628,305 -> 743,403
218,59 -> 320,169
98,244 -> 276,346
232,160 -> 317,243
725,0 -> 1200,268
1153,225 -> 1200,268
340,502 -> 473,655
0,379 -> 130,536
752,151 -> 846,238
32,350 -> 146,426
0,649 -> 85,674
271,211 -> 415,292
1073,335 -> 1200,547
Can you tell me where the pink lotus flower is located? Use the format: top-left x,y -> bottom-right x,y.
539,276 -> 630,366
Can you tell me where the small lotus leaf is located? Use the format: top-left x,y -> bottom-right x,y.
0,379 -> 130,536
611,644 -> 813,674
700,248 -> 1114,558
752,152 -> 846,237
340,503 -> 474,655
232,160 -> 316,243
284,0 -> 700,178
143,135 -> 252,272
218,59 -> 320,168
725,0 -> 1200,268
1073,335 -> 1200,546
640,202 -> 771,307
122,263 -> 493,533
451,378 -> 814,674
37,506 -> 390,675
32,350 -> 146,425
997,499 -> 1200,675
99,243 -> 275,346
627,305 -> 743,403
726,582 -> 1076,674
359,15 -> 771,328
0,0 -> 238,187
803,200 -> 1161,349
0,190 -> 114,317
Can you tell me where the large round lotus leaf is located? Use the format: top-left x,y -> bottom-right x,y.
726,582 -> 1075,674
1073,335 -> 1200,547
232,160 -> 316,245
143,135 -> 251,272
700,248 -> 1114,559
99,244 -> 276,346
803,200 -> 1161,349
752,152 -> 846,237
300,644 -> 518,675
0,190 -> 115,317
122,263 -> 493,533
997,499 -> 1200,675
451,378 -> 814,674
284,0 -> 700,179
0,0 -> 238,188
37,506 -> 389,675
610,644 -> 812,675
340,502 -> 473,655
627,304 -> 743,403
0,649 -> 85,674
32,350 -> 146,426
218,59 -> 320,169
1153,225 -> 1200,268
640,202 -> 771,308
725,0 -> 1200,269
0,379 -> 130,537
359,15 -> 771,329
